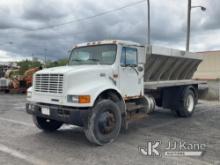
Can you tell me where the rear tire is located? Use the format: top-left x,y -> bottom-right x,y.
33,116 -> 63,132
174,87 -> 196,117
84,100 -> 121,146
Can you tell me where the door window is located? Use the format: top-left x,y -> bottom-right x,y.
120,47 -> 138,66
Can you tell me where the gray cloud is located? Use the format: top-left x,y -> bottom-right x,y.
0,0 -> 219,61
22,0 -> 68,22
201,1 -> 220,30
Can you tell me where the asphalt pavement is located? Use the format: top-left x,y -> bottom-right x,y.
0,94 -> 219,165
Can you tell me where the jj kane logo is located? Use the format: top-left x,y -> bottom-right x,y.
138,141 -> 161,157
138,140 -> 206,157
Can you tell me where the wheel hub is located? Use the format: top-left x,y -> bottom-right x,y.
186,94 -> 194,112
98,111 -> 116,134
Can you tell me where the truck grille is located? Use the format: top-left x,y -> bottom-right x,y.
35,74 -> 64,94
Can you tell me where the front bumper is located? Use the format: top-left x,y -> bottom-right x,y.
26,102 -> 91,127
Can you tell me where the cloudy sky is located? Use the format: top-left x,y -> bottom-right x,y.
0,0 -> 219,62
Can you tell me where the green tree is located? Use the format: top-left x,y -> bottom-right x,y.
16,58 -> 68,75
46,58 -> 68,68
17,60 -> 42,75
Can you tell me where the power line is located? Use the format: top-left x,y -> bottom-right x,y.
29,0 -> 147,31
0,0 -> 147,59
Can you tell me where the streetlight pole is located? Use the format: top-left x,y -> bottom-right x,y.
186,0 -> 191,52
44,48 -> 47,68
147,0 -> 151,45
186,0 -> 206,52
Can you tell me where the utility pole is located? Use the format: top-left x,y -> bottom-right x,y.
186,0 -> 206,52
186,0 -> 191,52
147,0 -> 151,45
44,48 -> 47,68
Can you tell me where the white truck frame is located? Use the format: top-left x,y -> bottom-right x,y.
26,40 -> 206,145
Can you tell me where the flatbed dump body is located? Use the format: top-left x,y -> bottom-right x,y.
144,45 -> 203,82
145,80 -> 206,90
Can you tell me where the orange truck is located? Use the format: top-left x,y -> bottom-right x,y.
5,67 -> 41,93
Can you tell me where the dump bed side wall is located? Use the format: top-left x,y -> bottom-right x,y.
144,46 -> 202,82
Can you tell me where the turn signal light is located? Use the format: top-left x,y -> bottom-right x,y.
79,96 -> 91,104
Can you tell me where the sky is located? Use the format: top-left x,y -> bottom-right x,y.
0,0 -> 219,62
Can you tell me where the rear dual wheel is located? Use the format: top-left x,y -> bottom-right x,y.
84,100 -> 122,146
173,87 -> 196,117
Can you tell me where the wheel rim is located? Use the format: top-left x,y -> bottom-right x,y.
98,111 -> 116,135
46,119 -> 51,123
186,94 -> 194,112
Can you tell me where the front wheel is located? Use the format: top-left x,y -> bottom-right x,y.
33,116 -> 63,132
84,100 -> 122,146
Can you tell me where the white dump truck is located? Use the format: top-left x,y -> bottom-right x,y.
26,40 -> 205,145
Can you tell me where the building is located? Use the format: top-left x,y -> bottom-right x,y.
194,51 -> 220,101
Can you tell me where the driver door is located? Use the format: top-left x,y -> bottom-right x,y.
119,47 -> 143,97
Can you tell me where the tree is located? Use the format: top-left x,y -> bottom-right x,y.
15,58 -> 68,75
17,60 -> 42,75
46,58 -> 68,68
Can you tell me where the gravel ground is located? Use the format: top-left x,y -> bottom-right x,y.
0,94 -> 219,165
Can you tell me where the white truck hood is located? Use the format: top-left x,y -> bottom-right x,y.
34,65 -> 117,94
31,65 -> 118,107
36,66 -> 82,74
36,65 -> 113,75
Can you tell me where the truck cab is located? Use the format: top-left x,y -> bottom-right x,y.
26,40 -> 201,145
27,40 -> 145,106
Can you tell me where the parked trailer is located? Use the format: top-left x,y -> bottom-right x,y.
26,40 -> 206,145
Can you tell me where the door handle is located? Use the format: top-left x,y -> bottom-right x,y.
128,66 -> 139,75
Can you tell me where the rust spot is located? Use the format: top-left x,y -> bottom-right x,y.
124,96 -> 143,101
140,91 -> 142,96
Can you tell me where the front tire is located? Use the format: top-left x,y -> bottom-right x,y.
33,116 -> 63,132
84,100 -> 122,146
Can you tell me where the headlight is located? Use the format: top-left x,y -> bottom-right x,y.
67,95 -> 91,104
27,91 -> 32,98
67,95 -> 79,103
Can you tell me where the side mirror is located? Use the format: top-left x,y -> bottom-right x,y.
138,66 -> 144,72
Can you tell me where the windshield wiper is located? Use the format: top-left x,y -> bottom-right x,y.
87,58 -> 99,62
70,58 -> 100,65
87,58 -> 100,64
71,59 -> 83,62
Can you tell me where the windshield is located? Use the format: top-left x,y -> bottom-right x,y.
69,44 -> 117,65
